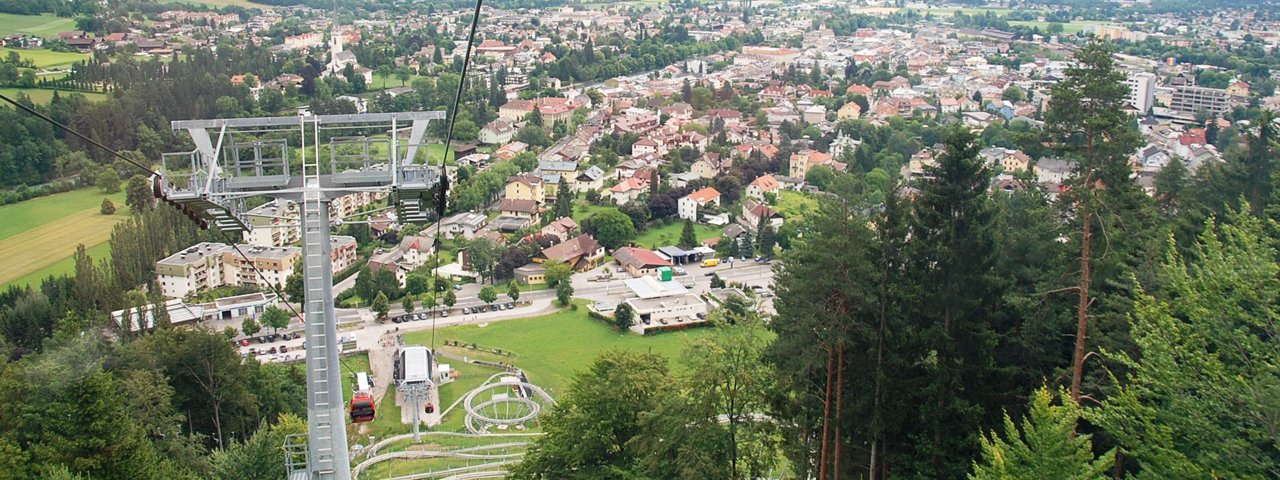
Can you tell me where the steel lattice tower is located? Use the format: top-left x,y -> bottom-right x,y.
157,112 -> 446,480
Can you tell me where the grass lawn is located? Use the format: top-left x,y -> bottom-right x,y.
773,190 -> 819,224
0,13 -> 76,38
633,220 -> 722,250
1,47 -> 89,69
402,305 -> 714,396
570,201 -> 614,224
0,187 -> 129,287
0,87 -> 106,104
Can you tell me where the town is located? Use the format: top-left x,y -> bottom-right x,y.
0,0 -> 1278,478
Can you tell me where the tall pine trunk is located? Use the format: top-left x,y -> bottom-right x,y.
819,346 -> 835,480
834,343 -> 845,479
1071,199 -> 1092,402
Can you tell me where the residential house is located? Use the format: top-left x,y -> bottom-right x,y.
678,187 -> 722,221
499,99 -> 536,122
746,174 -> 781,201
504,173 -> 545,204
741,199 -> 784,230
497,199 -> 540,220
574,165 -> 605,192
789,149 -> 845,178
690,153 -> 729,179
609,177 -> 650,205
613,247 -> 673,277
479,119 -> 516,145
837,101 -> 863,120
980,147 -> 1031,172
632,137 -> 661,157
1034,158 -> 1075,186
540,217 -> 579,242
536,160 -> 579,197
803,105 -> 827,124
156,237 -> 355,299
439,212 -> 488,240
536,234 -> 605,271
368,234 -> 437,286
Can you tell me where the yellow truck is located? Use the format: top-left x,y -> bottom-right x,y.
701,258 -> 720,268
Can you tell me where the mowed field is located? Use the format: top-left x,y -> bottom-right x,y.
0,188 -> 129,287
402,305 -> 715,396
1,47 -> 89,69
0,13 -> 76,38
0,87 -> 107,104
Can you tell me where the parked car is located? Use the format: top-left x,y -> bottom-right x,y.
477,306 -> 487,313
280,345 -> 288,353
461,307 -> 470,314
248,348 -> 258,355
440,310 -> 449,317
239,339 -> 250,347
392,316 -> 403,323
506,302 -> 515,309
453,284 -> 463,291
267,347 -> 278,354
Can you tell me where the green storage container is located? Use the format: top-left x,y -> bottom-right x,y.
658,266 -> 673,281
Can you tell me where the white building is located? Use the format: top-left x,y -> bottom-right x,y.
677,187 -> 721,221
620,276 -> 708,334
1126,72 -> 1157,115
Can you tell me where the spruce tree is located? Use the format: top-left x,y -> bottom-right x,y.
900,125 -> 1002,478
554,175 -> 573,219
679,219 -> 698,248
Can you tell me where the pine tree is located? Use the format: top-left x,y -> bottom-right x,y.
1044,40 -> 1145,401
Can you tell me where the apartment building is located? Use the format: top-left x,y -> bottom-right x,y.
243,200 -> 300,247
241,193 -> 384,247
1170,85 -> 1231,117
156,243 -> 230,299
1126,72 -> 1157,115
157,236 -> 357,299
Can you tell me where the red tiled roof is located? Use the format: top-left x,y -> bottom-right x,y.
750,174 -> 779,191
686,187 -> 721,204
614,247 -> 672,269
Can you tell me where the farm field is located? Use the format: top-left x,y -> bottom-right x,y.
402,305 -> 715,396
4,241 -> 112,288
0,13 -> 76,38
0,188 -> 129,287
1,47 -> 88,69
0,87 -> 107,104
